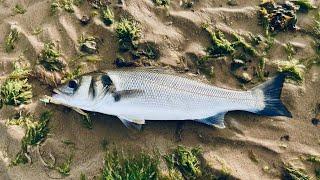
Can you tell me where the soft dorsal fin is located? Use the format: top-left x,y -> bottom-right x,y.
112,89 -> 144,102
118,116 -> 145,130
196,112 -> 226,129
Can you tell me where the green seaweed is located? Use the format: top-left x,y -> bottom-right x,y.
231,33 -> 258,57
292,0 -> 316,13
315,168 -> 320,180
164,145 -> 202,179
13,4 -> 26,14
5,28 -> 19,53
115,18 -> 142,52
306,155 -> 320,164
61,65 -> 83,84
0,79 -> 32,106
80,115 -> 93,129
277,59 -> 305,83
257,57 -> 266,81
56,155 -> 72,176
313,12 -> 320,39
100,150 -> 159,180
51,0 -> 75,13
153,0 -> 170,7
9,62 -> 30,80
202,24 -> 234,57
101,7 -> 114,26
80,173 -> 87,180
11,151 -> 29,166
39,42 -> 65,72
285,43 -> 296,60
8,111 -> 52,165
32,27 -> 43,35
21,111 -> 52,149
283,164 -> 310,180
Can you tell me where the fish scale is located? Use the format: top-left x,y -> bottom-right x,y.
105,70 -> 259,120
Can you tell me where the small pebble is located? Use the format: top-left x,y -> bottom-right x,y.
227,0 -> 238,6
311,118 -> 319,126
80,41 -> 97,54
280,135 -> 290,141
80,15 -> 91,25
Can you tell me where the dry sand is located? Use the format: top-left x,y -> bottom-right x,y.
0,0 -> 320,179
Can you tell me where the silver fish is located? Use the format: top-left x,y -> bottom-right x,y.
48,69 -> 292,129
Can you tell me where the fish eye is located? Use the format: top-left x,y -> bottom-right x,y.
68,80 -> 78,89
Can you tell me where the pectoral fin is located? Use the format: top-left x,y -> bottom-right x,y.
196,112 -> 226,129
72,107 -> 89,118
118,116 -> 145,130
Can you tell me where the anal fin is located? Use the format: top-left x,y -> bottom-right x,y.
196,112 -> 226,129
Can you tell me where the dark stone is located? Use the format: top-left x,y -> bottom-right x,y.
80,41 -> 97,54
114,57 -> 135,68
311,118 -> 319,126
231,59 -> 245,71
280,135 -> 290,141
80,15 -> 91,25
227,0 -> 238,6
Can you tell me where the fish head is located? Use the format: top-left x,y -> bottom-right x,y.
50,75 -> 94,110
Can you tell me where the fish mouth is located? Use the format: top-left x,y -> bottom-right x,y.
53,88 -> 62,95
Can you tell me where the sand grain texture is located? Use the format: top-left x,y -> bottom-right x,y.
0,0 -> 320,179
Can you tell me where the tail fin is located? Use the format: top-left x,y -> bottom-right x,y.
252,74 -> 292,118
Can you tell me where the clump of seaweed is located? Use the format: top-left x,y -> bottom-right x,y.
115,18 -> 142,52
78,35 -> 98,54
56,155 -> 73,176
277,59 -> 305,83
285,42 -> 296,60
114,56 -> 136,68
291,0 -> 316,13
101,7 -> 114,26
153,0 -> 170,7
5,28 -> 19,53
306,155 -> 320,164
0,63 -> 32,106
316,168 -> 320,179
313,12 -> 320,39
202,24 -> 234,58
13,4 -> 27,14
164,145 -> 202,179
7,111 -> 52,165
39,42 -> 65,72
100,150 -> 159,179
88,0 -> 111,8
134,43 -> 160,60
9,61 -> 31,80
51,0 -> 75,14
259,0 -> 298,34
181,0 -> 194,9
232,32 -> 258,57
80,173 -> 87,180
61,65 -> 83,84
283,164 -> 310,180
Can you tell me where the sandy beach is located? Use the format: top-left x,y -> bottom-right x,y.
0,0 -> 320,179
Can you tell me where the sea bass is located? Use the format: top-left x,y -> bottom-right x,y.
48,69 -> 292,129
